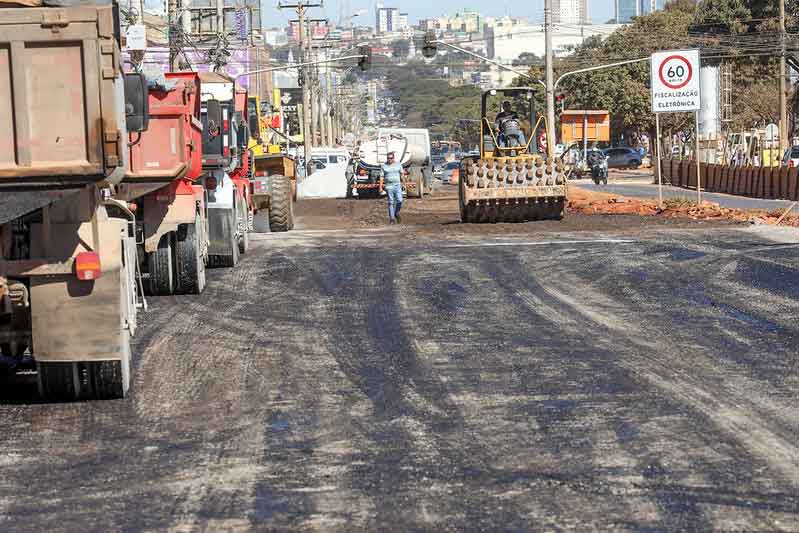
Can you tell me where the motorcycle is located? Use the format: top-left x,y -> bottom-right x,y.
588,151 -> 608,185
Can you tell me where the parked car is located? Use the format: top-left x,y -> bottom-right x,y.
603,147 -> 642,169
782,146 -> 799,167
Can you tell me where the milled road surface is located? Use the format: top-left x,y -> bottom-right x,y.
2,191 -> 799,530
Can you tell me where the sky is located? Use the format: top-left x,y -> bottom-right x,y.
263,0 -> 616,27
144,0 -> 617,28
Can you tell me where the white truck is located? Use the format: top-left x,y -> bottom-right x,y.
376,128 -> 433,197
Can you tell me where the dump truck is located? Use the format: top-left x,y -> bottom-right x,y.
199,72 -> 249,266
118,72 -> 208,296
459,87 -> 567,222
0,2 -> 142,399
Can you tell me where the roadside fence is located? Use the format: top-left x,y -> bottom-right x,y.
660,159 -> 799,201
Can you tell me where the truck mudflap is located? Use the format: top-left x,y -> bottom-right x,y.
207,207 -> 235,255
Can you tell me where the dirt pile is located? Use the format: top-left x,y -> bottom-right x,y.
568,186 -> 799,227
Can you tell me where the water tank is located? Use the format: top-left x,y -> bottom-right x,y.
698,66 -> 720,139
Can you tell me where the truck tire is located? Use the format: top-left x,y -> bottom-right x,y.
37,362 -> 79,401
175,217 -> 206,295
269,174 -> 294,232
87,356 -> 129,400
148,233 -> 174,295
416,171 -> 424,199
238,203 -> 250,255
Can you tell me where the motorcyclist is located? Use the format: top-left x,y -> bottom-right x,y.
586,146 -> 607,182
494,101 -> 526,147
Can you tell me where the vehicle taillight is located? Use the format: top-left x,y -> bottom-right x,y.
255,171 -> 268,177
206,175 -> 218,190
223,145 -> 229,157
75,252 -> 102,281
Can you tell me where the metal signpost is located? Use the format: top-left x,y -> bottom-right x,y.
651,50 -> 702,204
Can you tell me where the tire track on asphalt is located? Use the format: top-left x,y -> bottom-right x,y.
511,250 -> 799,528
301,244 -> 563,529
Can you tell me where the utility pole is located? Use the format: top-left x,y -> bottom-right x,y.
544,0 -> 556,159
280,2 -> 321,177
326,63 -> 334,145
780,0 -> 789,152
168,0 -> 181,71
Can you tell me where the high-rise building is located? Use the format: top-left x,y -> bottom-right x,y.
553,0 -> 588,25
375,5 -> 399,33
615,0 -> 664,23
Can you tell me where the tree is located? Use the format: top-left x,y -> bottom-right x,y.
512,52 -> 541,67
553,7 -> 696,142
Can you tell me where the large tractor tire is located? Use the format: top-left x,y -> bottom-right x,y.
269,174 -> 294,232
175,217 -> 206,295
458,157 -> 568,223
147,233 -> 175,295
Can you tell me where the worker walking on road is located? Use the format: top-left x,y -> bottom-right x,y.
382,152 -> 405,224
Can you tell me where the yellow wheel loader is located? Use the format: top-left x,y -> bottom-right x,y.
459,87 -> 567,223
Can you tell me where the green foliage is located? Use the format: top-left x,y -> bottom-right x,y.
555,8 -> 696,139
547,1 -> 796,139
384,65 -> 482,147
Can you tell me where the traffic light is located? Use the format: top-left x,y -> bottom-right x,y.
422,30 -> 437,59
358,46 -> 371,71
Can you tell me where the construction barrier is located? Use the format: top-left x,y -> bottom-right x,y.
660,159 -> 799,201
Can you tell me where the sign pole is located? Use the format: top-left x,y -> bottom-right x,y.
656,113 -> 663,208
695,110 -> 701,204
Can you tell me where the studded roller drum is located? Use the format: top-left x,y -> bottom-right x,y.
458,155 -> 568,223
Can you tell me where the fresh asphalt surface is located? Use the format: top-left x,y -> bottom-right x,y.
2,193 -> 799,530
579,173 -> 795,211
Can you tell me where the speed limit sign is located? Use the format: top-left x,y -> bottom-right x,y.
651,49 -> 701,113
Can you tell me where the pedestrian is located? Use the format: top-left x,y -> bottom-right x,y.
381,151 -> 405,224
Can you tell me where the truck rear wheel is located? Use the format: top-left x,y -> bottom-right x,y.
148,233 -> 175,295
269,174 -> 294,232
175,217 -> 206,295
238,203 -> 250,254
37,362 -> 79,401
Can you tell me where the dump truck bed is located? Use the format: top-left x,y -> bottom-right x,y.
0,6 -> 124,188
0,5 -> 125,224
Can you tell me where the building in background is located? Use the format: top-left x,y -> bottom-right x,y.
615,0 -> 664,23
375,4 -> 400,34
553,0 -> 588,25
641,0 -> 665,15
487,21 -> 620,62
397,13 -> 409,31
